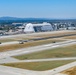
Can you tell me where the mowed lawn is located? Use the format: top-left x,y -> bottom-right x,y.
0,39 -> 63,52
3,60 -> 75,71
14,45 -> 76,60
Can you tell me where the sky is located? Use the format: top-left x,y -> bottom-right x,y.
0,0 -> 76,19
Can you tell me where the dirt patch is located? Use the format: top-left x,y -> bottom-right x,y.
62,66 -> 76,75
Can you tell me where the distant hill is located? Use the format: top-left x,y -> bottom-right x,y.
0,16 -> 76,21
0,17 -> 76,24
0,17 -> 23,20
0,17 -> 51,20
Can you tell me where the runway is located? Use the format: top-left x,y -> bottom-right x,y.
0,30 -> 76,75
0,40 -> 76,59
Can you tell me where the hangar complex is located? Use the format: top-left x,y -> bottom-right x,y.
24,22 -> 76,33
24,22 -> 53,33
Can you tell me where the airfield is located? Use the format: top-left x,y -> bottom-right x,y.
0,30 -> 76,75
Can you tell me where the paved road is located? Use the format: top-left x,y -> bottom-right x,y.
0,35 -> 73,47
0,41 -> 18,46
13,57 -> 76,63
0,30 -> 76,75
0,30 -> 75,39
0,61 -> 76,75
55,73 -> 66,75
0,37 -> 67,47
0,30 -> 75,46
0,57 -> 19,64
0,40 -> 76,59
46,61 -> 76,75
0,57 -> 76,64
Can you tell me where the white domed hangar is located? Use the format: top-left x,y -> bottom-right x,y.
24,22 -> 53,33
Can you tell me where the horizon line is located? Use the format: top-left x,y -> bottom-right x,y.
0,16 -> 76,19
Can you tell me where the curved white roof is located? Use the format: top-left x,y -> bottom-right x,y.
24,23 -> 35,32
32,22 -> 51,26
24,22 -> 52,33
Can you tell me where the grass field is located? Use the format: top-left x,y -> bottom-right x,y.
62,35 -> 76,39
14,45 -> 76,60
62,66 -> 76,75
0,36 -> 41,43
1,31 -> 76,42
33,31 -> 76,38
3,60 -> 75,71
0,39 -> 15,42
0,39 -> 64,52
0,30 -> 76,52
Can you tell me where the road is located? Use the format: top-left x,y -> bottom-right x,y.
12,57 -> 76,63
46,61 -> 76,75
0,30 -> 75,39
0,31 -> 76,75
0,57 -> 76,64
0,37 -> 66,47
0,40 -> 76,59
0,61 -> 76,75
0,41 -> 18,46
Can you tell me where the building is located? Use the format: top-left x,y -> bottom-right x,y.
24,22 -> 53,33
12,23 -> 23,26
